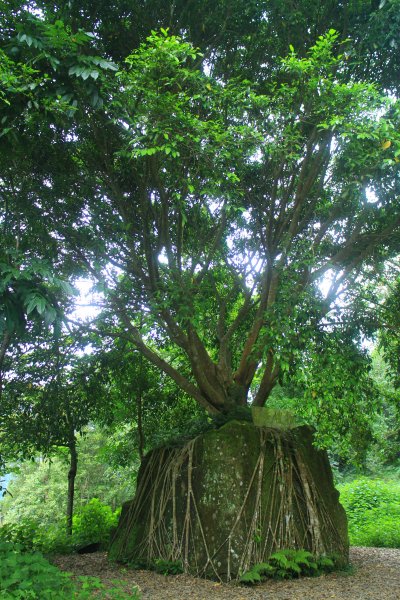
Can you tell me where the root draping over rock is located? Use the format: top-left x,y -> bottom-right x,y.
109,422 -> 348,581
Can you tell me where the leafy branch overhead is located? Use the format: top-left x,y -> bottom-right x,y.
0,251 -> 75,397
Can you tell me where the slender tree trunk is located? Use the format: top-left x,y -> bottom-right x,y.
66,439 -> 78,536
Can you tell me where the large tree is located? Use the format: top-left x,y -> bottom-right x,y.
1,1 -> 400,417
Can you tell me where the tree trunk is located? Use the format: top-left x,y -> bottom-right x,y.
66,439 -> 78,537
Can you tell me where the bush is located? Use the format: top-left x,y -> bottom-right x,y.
0,519 -> 43,551
72,498 -> 120,549
0,519 -> 74,554
153,559 -> 183,575
338,477 -> 400,548
0,541 -> 140,599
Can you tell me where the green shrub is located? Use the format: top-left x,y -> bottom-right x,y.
0,499 -> 120,554
338,477 -> 400,548
72,498 -> 119,549
0,519 -> 74,555
239,549 -> 335,585
0,520 -> 41,551
0,541 -> 140,599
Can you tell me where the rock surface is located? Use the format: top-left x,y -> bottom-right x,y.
109,421 -> 348,581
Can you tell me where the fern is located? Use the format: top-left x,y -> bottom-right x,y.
270,550 -> 290,567
239,549 -> 337,586
239,569 -> 262,584
292,549 -> 313,565
253,562 -> 275,576
153,559 -> 183,575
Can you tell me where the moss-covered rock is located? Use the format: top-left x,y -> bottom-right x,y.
109,422 -> 348,580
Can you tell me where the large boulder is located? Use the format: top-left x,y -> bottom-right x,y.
109,421 -> 348,581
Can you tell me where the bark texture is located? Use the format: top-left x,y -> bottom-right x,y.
109,422 -> 348,581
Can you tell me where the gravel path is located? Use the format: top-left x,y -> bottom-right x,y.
53,547 -> 400,599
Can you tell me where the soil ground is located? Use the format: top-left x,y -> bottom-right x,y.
53,546 -> 400,599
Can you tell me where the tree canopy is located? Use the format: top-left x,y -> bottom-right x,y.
1,1 -> 400,420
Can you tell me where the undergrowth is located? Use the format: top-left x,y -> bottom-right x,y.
338,478 -> 400,548
239,549 -> 335,585
0,541 -> 140,599
153,559 -> 184,575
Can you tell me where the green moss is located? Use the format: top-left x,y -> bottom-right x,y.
251,407 -> 299,429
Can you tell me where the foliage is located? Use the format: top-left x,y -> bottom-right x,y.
0,541 -> 140,599
265,344 -> 378,461
0,519 -> 74,554
72,498 -> 120,549
0,330 -> 116,457
366,351 -> 400,468
0,327 -> 134,536
264,344 -> 400,466
239,549 -> 335,584
0,430 -> 136,523
0,255 -> 70,335
338,477 -> 400,548
0,251 -> 72,404
0,541 -> 75,599
379,274 -> 400,378
0,430 -> 133,554
80,335 -> 211,454
0,497 -> 120,554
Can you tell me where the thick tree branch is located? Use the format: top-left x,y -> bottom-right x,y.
113,302 -> 219,414
253,353 -> 280,407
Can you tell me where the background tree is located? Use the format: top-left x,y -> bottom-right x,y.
0,428 -> 137,526
0,330 -> 114,535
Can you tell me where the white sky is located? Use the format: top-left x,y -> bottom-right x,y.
70,279 -> 103,321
